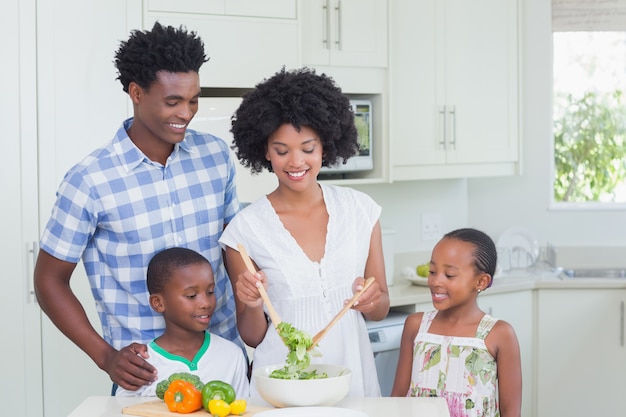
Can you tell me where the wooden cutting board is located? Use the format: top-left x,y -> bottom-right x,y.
122,399 -> 271,417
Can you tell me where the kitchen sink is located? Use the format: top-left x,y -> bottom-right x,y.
560,268 -> 626,279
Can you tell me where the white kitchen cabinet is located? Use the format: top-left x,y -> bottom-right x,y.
299,0 -> 388,68
478,290 -> 533,417
3,0 -> 43,415
147,0 -> 296,19
536,288 -> 626,417
145,11 -> 298,88
389,0 -> 520,181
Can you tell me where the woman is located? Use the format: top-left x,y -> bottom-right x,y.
219,67 -> 390,401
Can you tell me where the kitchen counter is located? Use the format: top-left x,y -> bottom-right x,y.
68,396 -> 451,417
389,272 -> 626,308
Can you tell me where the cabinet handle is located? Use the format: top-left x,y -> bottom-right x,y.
448,106 -> 457,149
335,0 -> 342,50
27,241 -> 38,304
322,0 -> 330,49
619,301 -> 624,347
439,106 -> 447,149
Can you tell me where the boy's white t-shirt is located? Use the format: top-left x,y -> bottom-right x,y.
116,332 -> 249,398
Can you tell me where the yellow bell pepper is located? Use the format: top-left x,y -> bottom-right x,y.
208,399 -> 231,417
229,399 -> 247,416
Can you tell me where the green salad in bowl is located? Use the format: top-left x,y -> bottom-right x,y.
269,322 -> 327,380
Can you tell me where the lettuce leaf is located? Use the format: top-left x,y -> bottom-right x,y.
269,322 -> 327,380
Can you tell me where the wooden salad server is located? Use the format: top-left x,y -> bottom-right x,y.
237,243 -> 283,327
308,276 -> 377,350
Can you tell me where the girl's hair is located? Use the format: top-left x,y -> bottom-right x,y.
114,21 -> 208,93
230,67 -> 360,173
444,228 -> 497,287
147,247 -> 211,294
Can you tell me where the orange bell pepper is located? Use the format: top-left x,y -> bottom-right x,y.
164,379 -> 203,414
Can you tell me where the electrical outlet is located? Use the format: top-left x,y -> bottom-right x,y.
422,213 -> 443,241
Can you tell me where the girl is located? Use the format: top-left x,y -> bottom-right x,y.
391,228 -> 521,417
219,67 -> 390,401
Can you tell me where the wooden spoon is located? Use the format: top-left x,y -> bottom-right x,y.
237,243 -> 283,327
308,276 -> 377,350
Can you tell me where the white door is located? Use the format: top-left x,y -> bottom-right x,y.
2,0 -> 44,415
36,1 -> 140,416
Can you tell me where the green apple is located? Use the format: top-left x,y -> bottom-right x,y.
416,263 -> 429,278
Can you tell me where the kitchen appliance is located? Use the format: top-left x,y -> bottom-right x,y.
320,99 -> 374,174
366,311 -> 410,396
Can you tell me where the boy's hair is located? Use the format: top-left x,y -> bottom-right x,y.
444,228 -> 497,287
231,67 -> 360,173
147,247 -> 211,294
114,21 -> 208,93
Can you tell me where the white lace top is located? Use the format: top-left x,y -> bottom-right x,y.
219,183 -> 382,400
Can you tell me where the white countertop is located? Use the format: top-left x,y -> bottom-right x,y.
68,396 -> 451,417
389,271 -> 626,308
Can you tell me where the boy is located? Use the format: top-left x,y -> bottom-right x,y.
116,247 -> 249,397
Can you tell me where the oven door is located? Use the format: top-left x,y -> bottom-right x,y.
366,312 -> 409,396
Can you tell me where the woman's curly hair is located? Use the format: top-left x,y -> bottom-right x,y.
114,21 -> 208,93
231,67 -> 359,173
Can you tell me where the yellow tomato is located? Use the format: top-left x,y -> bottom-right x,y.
208,399 -> 230,417
229,399 -> 247,415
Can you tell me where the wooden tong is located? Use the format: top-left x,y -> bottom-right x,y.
308,276 -> 376,350
237,243 -> 283,327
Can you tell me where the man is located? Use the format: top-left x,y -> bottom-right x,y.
34,22 -> 243,392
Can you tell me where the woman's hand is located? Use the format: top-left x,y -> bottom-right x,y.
348,276 -> 382,313
234,268 -> 267,309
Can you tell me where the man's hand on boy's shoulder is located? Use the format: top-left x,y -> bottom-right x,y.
103,342 -> 158,390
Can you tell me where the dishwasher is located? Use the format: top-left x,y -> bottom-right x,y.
366,311 -> 410,396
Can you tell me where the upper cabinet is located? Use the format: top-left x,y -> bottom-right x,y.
299,0 -> 388,68
389,0 -> 520,181
147,0 -> 296,19
145,1 -> 298,88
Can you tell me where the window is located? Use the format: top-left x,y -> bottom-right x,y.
552,1 -> 626,203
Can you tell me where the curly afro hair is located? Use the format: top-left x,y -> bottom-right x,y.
230,67 -> 359,173
147,247 -> 211,295
114,21 -> 208,93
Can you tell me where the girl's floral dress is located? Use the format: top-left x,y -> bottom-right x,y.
407,310 -> 499,417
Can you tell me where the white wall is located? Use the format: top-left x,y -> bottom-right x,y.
354,179 -> 469,253
468,0 -> 626,248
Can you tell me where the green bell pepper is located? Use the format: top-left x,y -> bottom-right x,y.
202,380 -> 236,411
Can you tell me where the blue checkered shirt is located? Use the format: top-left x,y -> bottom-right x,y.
39,118 -> 244,353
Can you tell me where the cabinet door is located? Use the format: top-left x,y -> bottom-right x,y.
147,0 -> 224,14
536,289 -> 626,417
3,0 -> 44,415
225,0 -> 296,19
147,0 -> 296,18
299,0 -> 388,68
390,0 -> 519,180
478,290 -> 533,417
443,0 -> 519,165
389,0 -> 444,171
